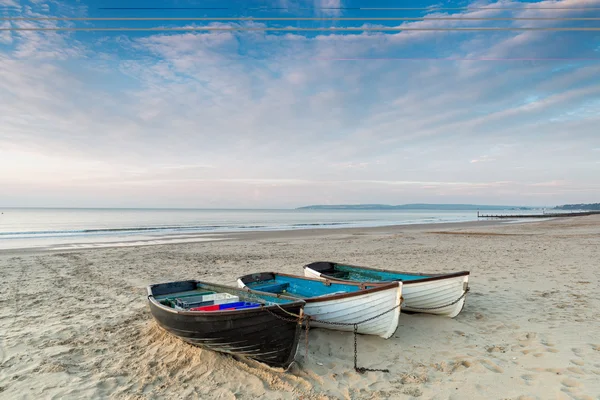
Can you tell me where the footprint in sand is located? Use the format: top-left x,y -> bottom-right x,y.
591,344 -> 600,352
544,368 -> 564,375
566,367 -> 584,375
571,348 -> 584,356
561,378 -> 580,388
559,387 -> 595,400
485,345 -> 506,354
520,374 -> 536,385
570,359 -> 585,366
447,359 -> 472,373
479,358 -> 504,373
518,332 -> 538,342
521,348 -> 541,355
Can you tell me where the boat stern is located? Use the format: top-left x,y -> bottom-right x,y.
380,281 -> 403,339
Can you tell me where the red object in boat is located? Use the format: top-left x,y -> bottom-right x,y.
191,304 -> 220,311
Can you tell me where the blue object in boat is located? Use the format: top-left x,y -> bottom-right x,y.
220,302 -> 261,310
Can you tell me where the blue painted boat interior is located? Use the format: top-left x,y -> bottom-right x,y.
333,265 -> 432,282
245,274 -> 380,299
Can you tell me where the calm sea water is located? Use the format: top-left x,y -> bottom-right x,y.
0,208 -> 487,250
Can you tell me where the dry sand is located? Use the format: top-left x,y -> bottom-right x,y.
1,216 -> 599,399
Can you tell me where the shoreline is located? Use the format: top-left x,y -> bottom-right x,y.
0,218 -> 516,255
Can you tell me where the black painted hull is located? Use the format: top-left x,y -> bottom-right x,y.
147,281 -> 304,369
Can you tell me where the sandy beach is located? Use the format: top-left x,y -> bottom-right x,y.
1,216 -> 599,400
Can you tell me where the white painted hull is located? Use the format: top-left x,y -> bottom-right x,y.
303,268 -> 468,318
400,275 -> 468,317
237,279 -> 402,339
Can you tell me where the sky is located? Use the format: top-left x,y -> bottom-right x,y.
0,0 -> 599,208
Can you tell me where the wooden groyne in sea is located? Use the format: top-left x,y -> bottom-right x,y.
477,211 -> 600,219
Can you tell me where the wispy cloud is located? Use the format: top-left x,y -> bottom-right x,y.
0,0 -> 20,7
470,156 -> 496,164
531,180 -> 568,187
331,162 -> 371,169
315,0 -> 343,16
1,0 -> 599,207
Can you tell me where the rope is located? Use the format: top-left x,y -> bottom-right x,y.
304,317 -> 310,361
261,303 -> 312,366
273,302 -> 307,319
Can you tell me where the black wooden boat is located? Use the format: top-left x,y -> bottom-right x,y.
147,280 -> 306,369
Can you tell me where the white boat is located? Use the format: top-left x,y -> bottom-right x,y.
237,272 -> 403,339
303,261 -> 469,318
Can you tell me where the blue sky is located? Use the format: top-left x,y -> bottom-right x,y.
0,0 -> 599,208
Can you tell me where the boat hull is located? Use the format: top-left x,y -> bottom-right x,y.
392,274 -> 468,317
236,274 -> 402,339
304,264 -> 469,318
147,281 -> 304,369
303,284 -> 402,338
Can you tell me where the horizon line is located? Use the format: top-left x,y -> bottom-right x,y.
0,203 -> 556,210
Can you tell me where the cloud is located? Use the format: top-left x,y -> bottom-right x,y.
1,0 -> 600,207
315,0 -> 343,16
470,156 -> 496,163
277,0 -> 343,16
331,162 -> 371,169
0,0 -> 20,7
0,21 -> 12,44
531,180 -> 567,187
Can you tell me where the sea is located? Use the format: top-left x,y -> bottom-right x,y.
0,207 -> 534,251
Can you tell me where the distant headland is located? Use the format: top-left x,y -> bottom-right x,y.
553,203 -> 600,211
296,204 -> 534,211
